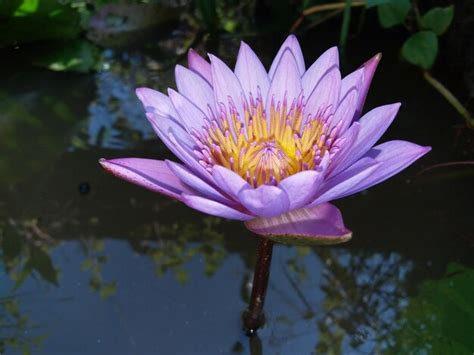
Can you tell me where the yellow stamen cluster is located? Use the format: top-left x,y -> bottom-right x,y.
193,93 -> 333,187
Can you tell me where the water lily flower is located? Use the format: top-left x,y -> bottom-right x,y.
100,35 -> 430,245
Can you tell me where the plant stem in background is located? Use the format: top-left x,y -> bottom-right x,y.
340,0 -> 353,57
244,237 -> 274,335
422,71 -> 474,128
290,0 -> 365,32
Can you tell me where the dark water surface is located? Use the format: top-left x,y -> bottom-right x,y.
0,33 -> 473,355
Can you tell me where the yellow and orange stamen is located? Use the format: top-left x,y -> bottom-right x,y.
192,91 -> 340,187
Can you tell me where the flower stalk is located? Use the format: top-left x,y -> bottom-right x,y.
244,237 -> 274,334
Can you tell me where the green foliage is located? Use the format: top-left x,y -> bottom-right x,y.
402,30 -> 438,69
0,0 -> 82,47
366,0 -> 395,9
421,5 -> 454,35
388,263 -> 474,354
377,0 -> 411,28
196,0 -> 218,33
33,40 -> 100,73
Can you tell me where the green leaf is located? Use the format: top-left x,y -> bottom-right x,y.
388,263 -> 474,354
401,31 -> 438,69
366,0 -> 396,9
33,40 -> 100,73
421,6 -> 454,35
377,0 -> 411,28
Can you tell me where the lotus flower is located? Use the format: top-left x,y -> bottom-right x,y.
100,35 -> 430,245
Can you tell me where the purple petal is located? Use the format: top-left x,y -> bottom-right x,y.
238,185 -> 290,218
302,46 -> 339,96
245,203 -> 351,245
99,158 -> 193,200
175,65 -> 215,115
310,157 -> 380,206
166,160 -> 233,205
350,140 -> 431,193
168,88 -> 207,132
278,165 -> 326,210
181,194 -> 254,221
209,54 -> 246,123
328,122 -> 360,176
269,35 -> 305,79
304,66 -> 341,121
265,49 -> 302,120
355,53 -> 382,119
235,41 -> 270,100
329,86 -> 358,135
188,49 -> 212,83
340,102 -> 401,171
211,165 -> 250,200
136,88 -> 177,116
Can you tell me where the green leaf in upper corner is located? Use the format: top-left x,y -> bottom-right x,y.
421,6 -> 454,35
366,0 -> 397,9
377,0 -> 411,28
401,31 -> 438,69
33,40 -> 100,73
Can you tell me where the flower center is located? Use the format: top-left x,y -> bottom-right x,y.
193,91 -> 334,187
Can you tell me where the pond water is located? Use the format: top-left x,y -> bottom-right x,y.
0,31 -> 473,354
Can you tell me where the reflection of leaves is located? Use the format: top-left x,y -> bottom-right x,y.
0,219 -> 58,289
27,246 -> 58,285
0,0 -> 81,47
0,296 -> 46,354
388,263 -> 474,354
315,249 -> 412,353
33,40 -> 101,73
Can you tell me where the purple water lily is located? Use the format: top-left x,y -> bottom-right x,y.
100,35 -> 430,244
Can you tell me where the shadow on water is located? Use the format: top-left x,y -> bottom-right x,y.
0,30 -> 473,354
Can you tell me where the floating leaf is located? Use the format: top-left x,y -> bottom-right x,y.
377,0 -> 411,28
401,31 -> 438,69
421,6 -> 454,35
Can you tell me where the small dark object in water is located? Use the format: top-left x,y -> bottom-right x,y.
78,182 -> 91,195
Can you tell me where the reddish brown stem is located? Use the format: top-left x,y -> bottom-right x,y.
244,237 -> 274,335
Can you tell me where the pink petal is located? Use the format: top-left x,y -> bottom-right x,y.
238,185 -> 290,218
181,194 -> 253,221
302,46 -> 339,96
355,53 -> 382,119
234,41 -> 270,100
209,54 -> 246,124
352,140 -> 431,193
269,35 -> 305,79
310,157 -> 380,205
265,49 -> 302,122
188,49 -> 212,83
245,203 -> 351,245
99,158 -> 193,200
278,159 -> 327,209
166,160 -> 233,205
304,66 -> 341,121
211,165 -> 251,200
136,87 -> 177,116
175,65 -> 215,115
168,88 -> 207,132
340,102 -> 401,171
